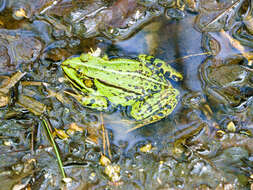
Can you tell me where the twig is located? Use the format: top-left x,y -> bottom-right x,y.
100,113 -> 107,156
42,117 -> 66,179
105,129 -> 112,159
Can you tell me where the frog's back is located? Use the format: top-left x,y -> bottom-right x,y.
80,54 -> 168,94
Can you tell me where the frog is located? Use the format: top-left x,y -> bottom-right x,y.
61,52 -> 183,130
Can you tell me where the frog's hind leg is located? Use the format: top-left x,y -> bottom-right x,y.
138,54 -> 183,82
152,59 -> 183,81
128,89 -> 179,132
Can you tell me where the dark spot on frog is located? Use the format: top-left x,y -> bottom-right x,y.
147,106 -> 152,112
115,104 -> 123,111
112,92 -> 117,96
128,84 -> 132,87
125,96 -> 131,101
156,62 -> 162,67
87,99 -> 95,106
159,68 -> 164,74
155,70 -> 160,75
165,104 -> 171,109
154,85 -> 157,89
158,112 -> 164,117
147,89 -> 152,94
145,82 -> 148,86
165,71 -> 171,79
149,57 -> 156,63
93,85 -> 97,91
126,105 -> 131,112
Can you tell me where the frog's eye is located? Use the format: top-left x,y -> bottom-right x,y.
84,79 -> 94,88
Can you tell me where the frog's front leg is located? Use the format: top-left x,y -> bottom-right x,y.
129,88 -> 179,131
138,54 -> 183,81
65,91 -> 109,111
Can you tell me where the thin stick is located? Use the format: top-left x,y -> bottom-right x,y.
105,129 -> 112,159
100,113 -> 106,156
42,118 -> 66,179
167,52 -> 212,64
30,125 -> 34,154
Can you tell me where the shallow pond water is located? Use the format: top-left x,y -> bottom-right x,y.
0,0 -> 253,190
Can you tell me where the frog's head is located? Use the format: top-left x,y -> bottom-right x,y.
61,57 -> 88,90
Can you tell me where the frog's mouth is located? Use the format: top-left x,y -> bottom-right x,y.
62,66 -> 87,91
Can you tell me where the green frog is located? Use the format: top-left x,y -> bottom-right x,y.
61,53 -> 183,130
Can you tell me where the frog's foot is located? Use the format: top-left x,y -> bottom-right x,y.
126,113 -> 166,133
65,91 -> 109,111
127,105 -> 177,133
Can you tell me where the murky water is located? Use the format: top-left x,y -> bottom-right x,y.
0,1 -> 252,189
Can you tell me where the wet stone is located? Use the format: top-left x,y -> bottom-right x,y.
0,29 -> 42,74
200,56 -> 253,110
